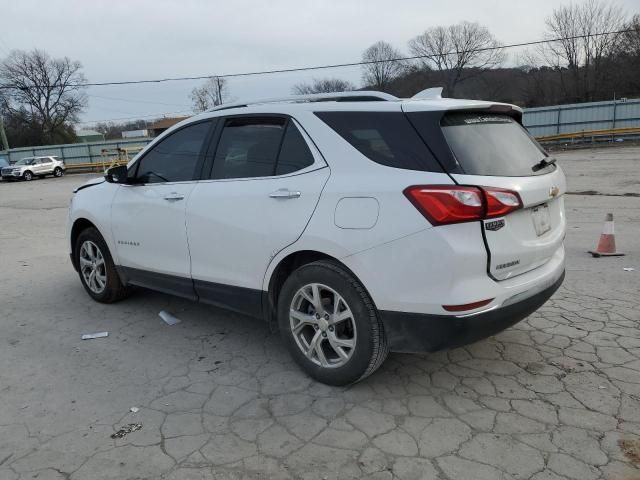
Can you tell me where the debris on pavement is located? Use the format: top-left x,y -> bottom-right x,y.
111,423 -> 142,439
623,267 -> 635,272
81,332 -> 109,340
159,310 -> 181,325
129,407 -> 139,413
619,438 -> 640,466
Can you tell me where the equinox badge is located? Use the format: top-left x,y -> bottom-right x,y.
485,219 -> 505,231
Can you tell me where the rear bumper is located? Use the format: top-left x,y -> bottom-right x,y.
379,270 -> 564,353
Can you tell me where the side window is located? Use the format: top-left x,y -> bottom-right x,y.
211,117 -> 285,180
315,112 -> 443,173
136,121 -> 210,184
275,122 -> 315,175
41,158 -> 52,164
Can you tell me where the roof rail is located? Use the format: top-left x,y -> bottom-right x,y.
209,91 -> 398,112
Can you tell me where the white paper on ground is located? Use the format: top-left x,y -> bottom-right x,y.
159,310 -> 181,325
81,332 -> 109,340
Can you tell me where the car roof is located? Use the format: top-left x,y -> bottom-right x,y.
186,91 -> 520,124
146,90 -> 522,151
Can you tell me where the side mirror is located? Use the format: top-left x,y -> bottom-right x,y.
105,165 -> 130,184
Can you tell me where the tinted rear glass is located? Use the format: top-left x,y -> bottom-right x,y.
276,122 -> 315,175
439,113 -> 553,177
315,112 -> 443,172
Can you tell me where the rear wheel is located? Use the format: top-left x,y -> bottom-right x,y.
22,171 -> 33,181
278,260 -> 388,385
75,227 -> 130,303
53,167 -> 63,177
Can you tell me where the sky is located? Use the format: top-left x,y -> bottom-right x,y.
1,0 -> 638,127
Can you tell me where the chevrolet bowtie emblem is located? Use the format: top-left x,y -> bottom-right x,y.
549,186 -> 560,197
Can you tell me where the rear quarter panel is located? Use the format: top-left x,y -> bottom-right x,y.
262,111 -> 455,292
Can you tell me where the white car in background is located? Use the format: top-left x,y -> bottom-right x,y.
1,156 -> 66,181
67,90 -> 566,385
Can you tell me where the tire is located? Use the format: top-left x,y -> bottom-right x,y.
74,227 -> 130,303
53,167 -> 63,177
278,260 -> 389,386
23,171 -> 33,181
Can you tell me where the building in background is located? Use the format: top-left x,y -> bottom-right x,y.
148,117 -> 189,137
122,129 -> 149,139
76,129 -> 105,143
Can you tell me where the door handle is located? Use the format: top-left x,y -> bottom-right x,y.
163,192 -> 185,201
269,189 -> 301,199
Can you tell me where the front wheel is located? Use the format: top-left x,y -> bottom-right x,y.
278,260 -> 388,385
74,227 -> 130,303
53,167 -> 63,177
22,171 -> 33,181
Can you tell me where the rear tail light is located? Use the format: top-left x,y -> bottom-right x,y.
404,185 -> 522,226
484,188 -> 521,218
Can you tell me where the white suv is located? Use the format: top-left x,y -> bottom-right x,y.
67,91 -> 566,385
1,156 -> 65,181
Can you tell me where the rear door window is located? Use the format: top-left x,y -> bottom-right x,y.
211,117 -> 285,179
210,117 -> 316,179
315,112 -> 443,172
411,112 -> 553,177
275,122 -> 315,175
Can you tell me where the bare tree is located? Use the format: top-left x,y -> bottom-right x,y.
361,41 -> 405,91
408,22 -> 505,96
619,13 -> 640,57
0,49 -> 87,144
190,77 -> 228,112
543,0 -> 626,101
292,77 -> 356,95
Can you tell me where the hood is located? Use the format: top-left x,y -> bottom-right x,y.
73,176 -> 105,193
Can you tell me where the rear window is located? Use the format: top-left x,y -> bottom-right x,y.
315,112 -> 443,172
438,113 -> 553,177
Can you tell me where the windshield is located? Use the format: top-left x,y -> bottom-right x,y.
15,158 -> 35,165
439,113 -> 554,177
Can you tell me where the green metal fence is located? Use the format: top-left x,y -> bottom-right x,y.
1,138 -> 152,166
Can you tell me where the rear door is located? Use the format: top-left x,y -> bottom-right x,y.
186,116 -> 329,316
406,108 -> 566,280
39,157 -> 54,174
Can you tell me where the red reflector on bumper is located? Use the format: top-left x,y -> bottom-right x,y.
442,298 -> 494,312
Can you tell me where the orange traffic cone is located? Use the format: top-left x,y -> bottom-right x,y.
589,213 -> 624,257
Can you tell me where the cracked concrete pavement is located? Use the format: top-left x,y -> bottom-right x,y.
1,145 -> 639,479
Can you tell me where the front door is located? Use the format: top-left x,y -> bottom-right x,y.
110,120 -> 213,298
187,116 -> 330,316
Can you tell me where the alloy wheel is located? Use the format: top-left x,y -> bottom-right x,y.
289,283 -> 357,368
79,240 -> 107,294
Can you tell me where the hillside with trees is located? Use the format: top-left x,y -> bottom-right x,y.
294,3 -> 640,107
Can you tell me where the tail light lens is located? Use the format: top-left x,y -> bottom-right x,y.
484,188 -> 522,218
404,185 -> 522,226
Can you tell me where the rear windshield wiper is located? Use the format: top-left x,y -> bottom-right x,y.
532,156 -> 557,172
